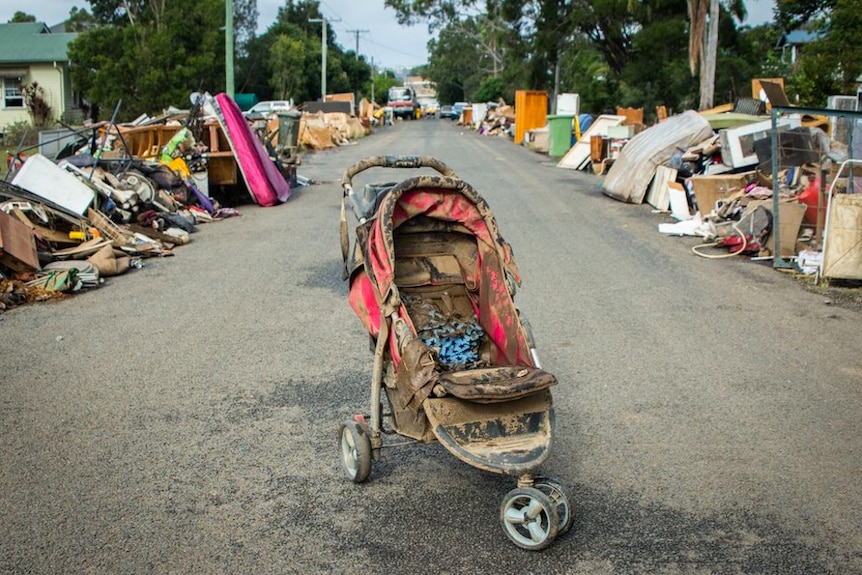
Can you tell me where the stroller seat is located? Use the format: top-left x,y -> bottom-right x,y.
435,366 -> 557,403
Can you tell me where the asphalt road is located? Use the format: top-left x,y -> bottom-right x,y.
2,118 -> 861,574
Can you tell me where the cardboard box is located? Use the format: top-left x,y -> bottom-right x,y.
744,200 -> 807,257
691,172 -> 755,215
0,210 -> 40,272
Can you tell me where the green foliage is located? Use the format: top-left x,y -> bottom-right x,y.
237,0 -> 371,104
371,70 -> 399,105
269,34 -> 305,100
8,11 -> 36,23
776,0 -> 862,106
69,0 -> 225,118
426,17 -> 490,103
22,82 -> 53,128
473,77 -> 506,103
67,6 -> 98,32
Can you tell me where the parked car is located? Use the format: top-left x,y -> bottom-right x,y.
243,100 -> 294,118
439,105 -> 458,119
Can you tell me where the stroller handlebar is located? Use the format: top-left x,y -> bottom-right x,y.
341,155 -> 458,189
341,156 -> 459,222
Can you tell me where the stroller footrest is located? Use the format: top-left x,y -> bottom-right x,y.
423,391 -> 553,475
436,367 -> 556,403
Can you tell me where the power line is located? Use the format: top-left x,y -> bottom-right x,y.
363,36 -> 427,61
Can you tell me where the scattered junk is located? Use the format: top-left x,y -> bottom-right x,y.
0,89 -> 376,313
457,78 -> 861,280
337,155 -> 572,551
602,110 -> 715,204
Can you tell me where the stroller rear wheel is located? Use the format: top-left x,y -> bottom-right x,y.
500,487 -> 559,551
339,418 -> 372,483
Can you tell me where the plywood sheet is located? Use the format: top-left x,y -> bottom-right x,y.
823,193 -> 862,280
646,165 -> 677,211
557,115 -> 625,170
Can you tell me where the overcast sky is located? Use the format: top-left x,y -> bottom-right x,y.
1,0 -> 776,70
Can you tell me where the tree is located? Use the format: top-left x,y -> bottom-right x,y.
67,6 -> 98,32
69,0 -> 225,118
269,34 -> 305,100
234,0 -> 258,58
237,0 -> 372,103
774,0 -> 862,105
8,11 -> 36,22
371,69 -> 399,105
425,18 -> 487,103
391,0 -> 768,114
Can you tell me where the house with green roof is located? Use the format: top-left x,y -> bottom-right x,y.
0,22 -> 78,131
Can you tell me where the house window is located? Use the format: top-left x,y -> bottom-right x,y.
3,78 -> 24,109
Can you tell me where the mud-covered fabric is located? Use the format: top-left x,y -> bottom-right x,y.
347,174 -> 534,369
394,338 -> 438,412
436,367 -> 557,403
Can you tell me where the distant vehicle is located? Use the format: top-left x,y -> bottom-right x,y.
422,99 -> 440,117
439,105 -> 458,119
453,102 -> 469,117
244,100 -> 294,117
387,86 -> 419,120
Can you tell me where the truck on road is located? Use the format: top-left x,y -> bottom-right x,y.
387,86 -> 419,120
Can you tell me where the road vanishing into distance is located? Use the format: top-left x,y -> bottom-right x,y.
2,118 -> 861,574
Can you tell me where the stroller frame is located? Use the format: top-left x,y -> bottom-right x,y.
337,156 -> 572,550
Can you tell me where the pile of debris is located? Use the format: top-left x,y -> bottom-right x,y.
568,91 -> 862,280
0,148 -> 242,313
0,93 -> 282,313
476,103 -> 515,137
1,89 -> 388,313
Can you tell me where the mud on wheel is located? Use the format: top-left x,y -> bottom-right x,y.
500,486 -> 560,550
339,418 -> 371,483
533,477 -> 574,535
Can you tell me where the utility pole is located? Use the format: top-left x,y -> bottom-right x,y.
225,0 -> 234,97
345,29 -> 369,60
309,17 -> 341,101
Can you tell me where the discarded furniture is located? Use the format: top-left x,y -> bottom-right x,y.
514,90 -> 548,145
603,110 -> 714,204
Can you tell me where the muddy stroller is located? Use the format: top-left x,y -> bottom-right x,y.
337,156 -> 572,550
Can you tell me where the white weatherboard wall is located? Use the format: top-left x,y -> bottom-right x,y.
0,63 -> 69,129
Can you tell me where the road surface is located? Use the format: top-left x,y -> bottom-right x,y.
2,118 -> 861,573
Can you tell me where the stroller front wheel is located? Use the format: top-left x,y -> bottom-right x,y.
500,487 -> 559,551
534,477 -> 574,535
339,418 -> 372,483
